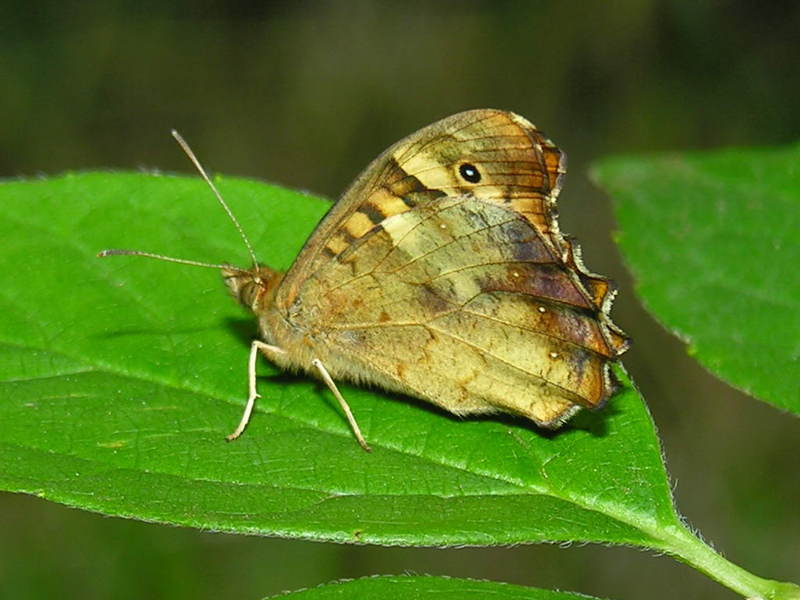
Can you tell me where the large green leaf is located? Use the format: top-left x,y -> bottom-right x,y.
0,171 -> 670,544
1,173 -> 796,600
267,575 -> 601,600
592,144 -> 800,416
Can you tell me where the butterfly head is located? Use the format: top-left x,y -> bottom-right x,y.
222,265 -> 282,314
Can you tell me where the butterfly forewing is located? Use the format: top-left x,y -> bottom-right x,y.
278,110 -> 566,303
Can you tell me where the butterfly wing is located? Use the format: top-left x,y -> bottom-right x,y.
272,109 -> 629,426
278,109 -> 568,305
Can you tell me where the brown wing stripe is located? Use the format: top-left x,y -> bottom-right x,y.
358,203 -> 388,226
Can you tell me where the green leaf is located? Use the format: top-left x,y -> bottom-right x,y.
267,575 -> 602,600
592,144 -> 800,416
1,172 -> 797,600
0,172 -> 673,544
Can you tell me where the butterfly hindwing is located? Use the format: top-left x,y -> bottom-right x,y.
291,196 -> 621,426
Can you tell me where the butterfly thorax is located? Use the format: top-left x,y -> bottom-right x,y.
223,265 -> 284,317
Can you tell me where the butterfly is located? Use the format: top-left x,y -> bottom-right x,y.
101,109 -> 629,452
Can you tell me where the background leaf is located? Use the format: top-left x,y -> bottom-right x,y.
593,144 -> 800,416
0,172 -> 674,546
268,575 -> 603,600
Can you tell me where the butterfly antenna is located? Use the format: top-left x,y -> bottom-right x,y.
171,129 -> 259,269
97,249 -> 246,273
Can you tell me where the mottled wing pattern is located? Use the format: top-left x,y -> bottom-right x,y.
278,109 -> 569,306
295,195 -> 624,425
275,109 -> 629,426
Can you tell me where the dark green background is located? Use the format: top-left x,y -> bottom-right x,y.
2,2 -> 798,599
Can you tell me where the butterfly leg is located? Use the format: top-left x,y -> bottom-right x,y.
226,340 -> 286,442
311,358 -> 372,453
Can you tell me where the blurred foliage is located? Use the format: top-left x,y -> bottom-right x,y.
595,144 -> 800,415
267,575 -> 605,599
1,2 -> 798,599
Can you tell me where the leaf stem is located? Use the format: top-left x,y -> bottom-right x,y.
656,522 -> 800,599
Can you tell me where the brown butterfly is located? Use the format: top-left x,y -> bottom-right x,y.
100,109 -> 629,452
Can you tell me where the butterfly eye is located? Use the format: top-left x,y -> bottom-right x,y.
458,163 -> 481,183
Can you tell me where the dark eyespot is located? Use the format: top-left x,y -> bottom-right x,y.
458,163 -> 481,183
